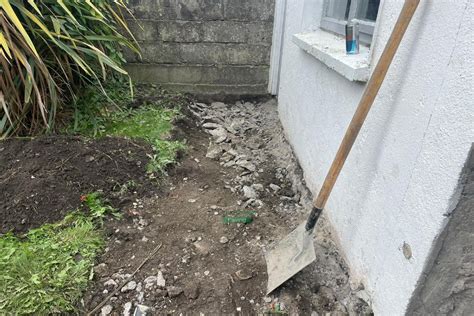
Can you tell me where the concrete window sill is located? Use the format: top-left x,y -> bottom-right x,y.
293,30 -> 371,82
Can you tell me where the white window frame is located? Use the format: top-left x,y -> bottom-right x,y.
320,0 -> 378,45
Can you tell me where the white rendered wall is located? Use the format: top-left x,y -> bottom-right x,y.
277,0 -> 473,314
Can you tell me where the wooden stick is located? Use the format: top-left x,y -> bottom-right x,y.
313,0 -> 421,210
87,243 -> 163,316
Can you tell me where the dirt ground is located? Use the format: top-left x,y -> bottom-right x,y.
0,136 -> 154,234
0,97 -> 372,315
81,100 -> 372,315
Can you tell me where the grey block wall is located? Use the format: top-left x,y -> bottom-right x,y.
125,0 -> 275,99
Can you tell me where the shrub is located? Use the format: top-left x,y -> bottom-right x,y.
0,0 -> 138,137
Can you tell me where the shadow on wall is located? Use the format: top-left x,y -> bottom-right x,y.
407,144 -> 474,315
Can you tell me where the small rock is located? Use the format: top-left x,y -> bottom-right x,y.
144,276 -> 157,289
210,101 -> 226,109
219,236 -> 229,244
264,296 -> 272,303
252,184 -> 264,192
236,160 -> 256,172
184,284 -> 200,300
138,218 -> 149,227
194,241 -> 211,256
85,155 -> 95,163
134,304 -> 150,315
167,286 -> 183,298
202,122 -> 222,129
94,263 -> 107,275
210,205 -> 218,210
121,280 -> 137,292
123,302 -> 132,316
101,305 -> 113,316
356,289 -> 371,303
157,271 -> 166,288
137,291 -> 144,303
181,254 -> 191,263
208,127 -> 228,143
185,236 -> 197,243
242,186 -> 257,199
206,146 -> 223,159
269,183 -> 281,192
235,269 -> 253,280
220,153 -> 234,163
188,199 -> 197,203
104,279 -> 118,287
204,270 -> 210,276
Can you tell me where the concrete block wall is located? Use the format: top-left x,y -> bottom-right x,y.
125,0 -> 275,99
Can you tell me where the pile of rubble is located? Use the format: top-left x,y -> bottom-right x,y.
189,99 -> 313,216
188,99 -> 372,315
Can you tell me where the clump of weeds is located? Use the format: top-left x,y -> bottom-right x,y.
0,193 -> 116,314
68,79 -> 188,174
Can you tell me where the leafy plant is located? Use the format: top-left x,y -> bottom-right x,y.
81,192 -> 120,220
0,0 -> 139,137
69,78 -> 132,136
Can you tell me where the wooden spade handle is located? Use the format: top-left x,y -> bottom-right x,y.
306,0 -> 420,231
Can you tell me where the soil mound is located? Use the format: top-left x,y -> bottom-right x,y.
0,136 -> 153,234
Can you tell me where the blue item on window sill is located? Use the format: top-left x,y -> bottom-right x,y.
345,20 -> 360,55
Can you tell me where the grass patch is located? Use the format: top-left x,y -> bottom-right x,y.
100,105 -> 185,173
0,194 -> 115,314
68,80 -> 187,173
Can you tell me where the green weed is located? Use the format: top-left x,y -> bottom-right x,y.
69,81 -> 186,174
115,180 -> 138,196
102,105 -> 186,173
82,192 -> 121,221
70,79 -> 132,137
0,193 -> 115,314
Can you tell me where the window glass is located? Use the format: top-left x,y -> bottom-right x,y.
325,0 -> 351,21
355,0 -> 380,22
321,0 -> 380,43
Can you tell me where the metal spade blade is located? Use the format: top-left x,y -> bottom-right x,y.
264,222 -> 316,294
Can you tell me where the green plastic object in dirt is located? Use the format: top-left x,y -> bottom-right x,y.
222,210 -> 255,224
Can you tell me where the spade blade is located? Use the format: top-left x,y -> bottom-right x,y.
265,222 -> 316,294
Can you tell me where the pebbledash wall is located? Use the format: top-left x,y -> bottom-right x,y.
276,0 -> 473,315
125,0 -> 275,99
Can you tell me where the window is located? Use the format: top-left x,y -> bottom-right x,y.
321,0 -> 380,45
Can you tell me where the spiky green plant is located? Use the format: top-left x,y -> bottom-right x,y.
0,0 -> 139,137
